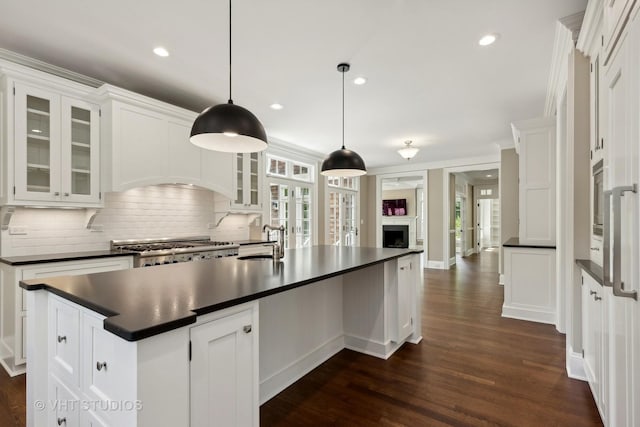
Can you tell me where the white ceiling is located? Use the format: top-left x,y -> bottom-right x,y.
0,0 -> 586,168
456,169 -> 499,186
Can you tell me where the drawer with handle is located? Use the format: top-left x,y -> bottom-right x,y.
49,373 -> 80,427
49,297 -> 80,386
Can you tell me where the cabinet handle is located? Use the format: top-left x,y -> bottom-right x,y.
57,335 -> 66,343
400,267 -> 406,270
57,417 -> 66,425
611,184 -> 638,300
603,190 -> 612,287
594,295 -> 602,301
243,325 -> 252,334
589,290 -> 597,296
96,361 -> 107,371
54,192 -> 60,196
63,192 -> 69,197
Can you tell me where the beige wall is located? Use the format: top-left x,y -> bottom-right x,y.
381,189 -> 417,217
428,169 -> 444,263
500,148 -> 519,273
359,175 -> 377,247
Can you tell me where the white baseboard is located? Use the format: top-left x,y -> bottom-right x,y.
448,256 -> 456,266
426,260 -> 445,269
498,274 -> 505,285
566,347 -> 587,381
259,334 -> 344,405
465,248 -> 475,257
0,356 -> 26,377
501,304 -> 556,325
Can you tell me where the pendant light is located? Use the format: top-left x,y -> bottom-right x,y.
190,0 -> 267,153
398,140 -> 419,160
320,63 -> 367,177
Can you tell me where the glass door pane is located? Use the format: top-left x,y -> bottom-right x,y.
70,106 -> 91,195
269,183 -> 289,249
294,186 -> 312,248
343,193 -> 356,247
249,153 -> 259,205
26,95 -> 52,192
328,191 -> 341,245
235,154 -> 244,204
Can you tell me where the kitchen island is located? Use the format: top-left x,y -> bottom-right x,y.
21,245 -> 423,426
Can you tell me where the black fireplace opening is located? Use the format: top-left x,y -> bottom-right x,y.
383,225 -> 409,248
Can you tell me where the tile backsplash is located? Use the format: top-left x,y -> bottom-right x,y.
0,185 -> 258,256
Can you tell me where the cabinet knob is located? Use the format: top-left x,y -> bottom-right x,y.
63,192 -> 69,197
96,361 -> 108,371
57,417 -> 66,426
400,267 -> 406,270
243,325 -> 252,334
57,335 -> 66,343
594,295 -> 602,301
54,192 -> 60,196
589,290 -> 597,296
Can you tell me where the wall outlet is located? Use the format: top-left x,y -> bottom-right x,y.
9,226 -> 27,235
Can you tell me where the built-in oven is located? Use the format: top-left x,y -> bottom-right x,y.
593,159 -> 604,236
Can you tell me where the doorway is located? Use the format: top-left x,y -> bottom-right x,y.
455,195 -> 466,256
477,198 -> 500,250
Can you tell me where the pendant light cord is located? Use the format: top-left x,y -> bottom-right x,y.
341,68 -> 345,150
228,0 -> 233,104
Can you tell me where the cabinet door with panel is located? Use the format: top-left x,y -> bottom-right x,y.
190,308 -> 257,427
603,0 -> 636,59
393,256 -> 415,343
232,152 -> 262,210
581,273 -> 604,419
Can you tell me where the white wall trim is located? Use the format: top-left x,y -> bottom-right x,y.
566,346 -> 587,381
576,0 -> 604,55
368,154 -> 500,176
259,334 -> 344,405
448,256 -> 456,266
426,260 -> 445,269
498,274 -> 505,285
544,12 -> 584,116
501,305 -> 557,325
464,248 -> 475,257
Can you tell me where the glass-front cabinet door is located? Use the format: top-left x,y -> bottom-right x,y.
13,82 -> 101,205
232,152 -> 262,210
14,84 -> 61,201
61,97 -> 100,203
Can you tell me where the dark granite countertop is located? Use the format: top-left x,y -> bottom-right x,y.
576,259 -> 604,286
503,237 -> 556,249
0,250 -> 136,266
235,240 -> 274,246
21,246 -> 422,341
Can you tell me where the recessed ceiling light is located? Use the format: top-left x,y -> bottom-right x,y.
478,34 -> 498,46
353,76 -> 367,85
486,174 -> 492,177
270,103 -> 283,110
153,47 -> 170,57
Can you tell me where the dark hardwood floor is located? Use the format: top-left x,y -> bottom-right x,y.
0,251 -> 601,426
260,251 -> 602,426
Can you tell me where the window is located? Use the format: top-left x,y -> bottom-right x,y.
327,176 -> 359,190
266,155 -> 315,249
480,189 -> 493,196
326,176 -> 359,247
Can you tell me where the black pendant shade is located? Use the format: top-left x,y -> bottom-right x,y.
189,0 -> 267,153
190,101 -> 267,153
321,148 -> 367,177
320,63 -> 367,177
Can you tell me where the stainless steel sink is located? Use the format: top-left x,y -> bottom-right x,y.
237,255 -> 274,261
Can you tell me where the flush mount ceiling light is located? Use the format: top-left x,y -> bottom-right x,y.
190,0 -> 267,153
397,140 -> 419,160
153,46 -> 170,57
478,33 -> 499,46
353,76 -> 367,85
321,63 -> 367,177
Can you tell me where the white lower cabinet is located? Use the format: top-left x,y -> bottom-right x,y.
49,373 -> 80,427
190,308 -> 258,427
0,256 -> 133,377
390,256 -> 415,343
581,272 -> 606,421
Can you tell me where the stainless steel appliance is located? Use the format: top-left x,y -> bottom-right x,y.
111,236 -> 239,267
592,159 -> 604,236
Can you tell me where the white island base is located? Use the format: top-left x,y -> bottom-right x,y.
26,253 -> 423,426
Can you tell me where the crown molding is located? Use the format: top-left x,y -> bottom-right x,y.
0,48 -> 103,88
368,154 -> 500,176
266,137 -> 325,163
544,12 -> 585,117
577,0 -> 604,55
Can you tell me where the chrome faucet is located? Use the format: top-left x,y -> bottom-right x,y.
263,224 -> 285,261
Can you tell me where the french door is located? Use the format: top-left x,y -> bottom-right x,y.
268,180 -> 313,249
328,190 -> 358,247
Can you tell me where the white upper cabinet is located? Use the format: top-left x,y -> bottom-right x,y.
4,78 -> 101,207
603,0 -> 637,60
97,85 -> 233,198
231,152 -> 263,210
511,117 -> 557,245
